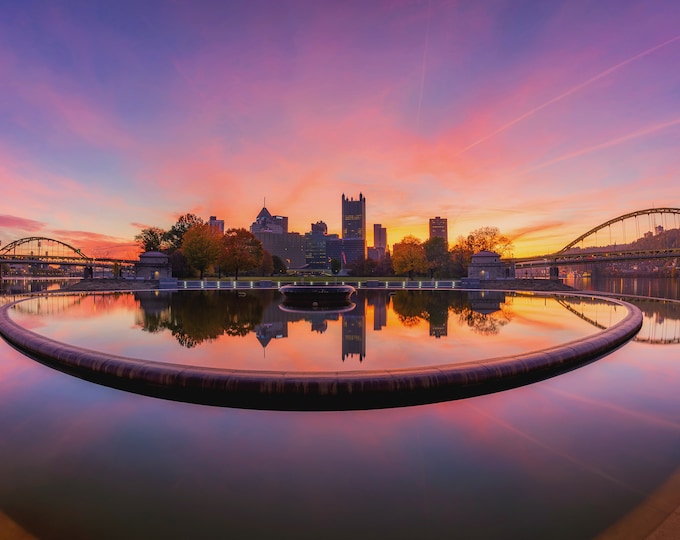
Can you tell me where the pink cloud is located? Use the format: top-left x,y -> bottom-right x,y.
0,215 -> 45,232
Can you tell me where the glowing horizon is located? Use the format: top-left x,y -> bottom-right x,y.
1,1 -> 679,260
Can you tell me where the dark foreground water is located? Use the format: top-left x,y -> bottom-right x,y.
1,278 -> 679,539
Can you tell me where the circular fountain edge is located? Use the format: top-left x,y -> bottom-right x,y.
0,293 -> 643,411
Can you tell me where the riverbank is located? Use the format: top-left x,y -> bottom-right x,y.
64,278 -> 159,291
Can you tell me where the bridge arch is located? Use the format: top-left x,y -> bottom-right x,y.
0,237 -> 91,260
556,208 -> 680,254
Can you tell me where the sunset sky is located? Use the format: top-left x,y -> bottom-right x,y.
1,0 -> 679,259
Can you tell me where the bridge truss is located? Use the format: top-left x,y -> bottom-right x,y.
516,208 -> 680,269
0,237 -> 136,272
0,236 -> 91,264
557,208 -> 680,254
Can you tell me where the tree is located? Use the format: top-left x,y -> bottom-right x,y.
392,236 -> 429,280
135,227 -> 166,252
164,213 -> 204,252
330,258 -> 342,275
461,226 -> 513,256
423,236 -> 451,278
449,245 -> 469,278
219,228 -> 264,280
169,250 -> 192,279
259,250 -> 274,276
347,256 -> 377,276
450,226 -> 513,277
272,255 -> 287,275
181,223 -> 222,278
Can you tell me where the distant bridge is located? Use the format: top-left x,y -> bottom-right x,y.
514,208 -> 680,270
0,237 -> 137,270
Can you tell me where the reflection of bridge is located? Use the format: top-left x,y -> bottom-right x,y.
515,208 -> 680,270
556,295 -> 680,345
0,237 -> 136,271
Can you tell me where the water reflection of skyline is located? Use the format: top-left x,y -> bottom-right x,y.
9,288 -> 678,372
129,290 -> 642,360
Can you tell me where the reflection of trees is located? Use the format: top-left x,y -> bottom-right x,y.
457,307 -> 511,336
459,291 -> 512,336
391,291 -> 427,327
390,291 -> 469,328
135,290 -> 266,348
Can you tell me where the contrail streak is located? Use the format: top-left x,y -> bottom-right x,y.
516,117 -> 680,176
416,0 -> 431,130
457,34 -> 680,155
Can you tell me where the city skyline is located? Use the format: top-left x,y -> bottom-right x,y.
1,1 -> 679,259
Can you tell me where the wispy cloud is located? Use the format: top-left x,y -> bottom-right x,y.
456,34 -> 680,155
516,117 -> 680,177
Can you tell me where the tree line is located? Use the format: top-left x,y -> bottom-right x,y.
135,214 -> 512,280
351,226 -> 513,279
135,214 -> 278,279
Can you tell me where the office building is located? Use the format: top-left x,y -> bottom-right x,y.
369,223 -> 387,261
305,221 -> 329,270
208,216 -> 224,235
250,206 -> 305,268
341,193 -> 366,265
325,235 -> 343,266
429,216 -> 448,244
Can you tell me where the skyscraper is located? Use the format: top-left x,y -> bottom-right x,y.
305,221 -> 329,269
341,193 -> 366,264
342,193 -> 366,239
369,223 -> 387,260
250,205 -> 305,268
429,216 -> 448,245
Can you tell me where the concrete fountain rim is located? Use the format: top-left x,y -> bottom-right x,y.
0,290 -> 643,411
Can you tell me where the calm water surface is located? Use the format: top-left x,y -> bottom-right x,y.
8,290 -> 629,371
1,278 -> 679,539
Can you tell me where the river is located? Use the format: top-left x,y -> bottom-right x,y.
0,277 -> 678,539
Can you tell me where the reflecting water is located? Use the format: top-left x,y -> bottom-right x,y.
567,276 -> 680,345
0,281 -> 679,539
0,277 -> 70,302
8,290 -> 631,371
568,274 -> 680,301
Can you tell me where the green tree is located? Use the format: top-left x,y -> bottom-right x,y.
423,236 -> 451,278
330,258 -> 342,275
164,213 -> 204,252
219,228 -> 264,281
181,223 -> 222,278
135,227 -> 166,252
259,250 -> 274,276
347,256 -> 377,276
272,255 -> 287,275
392,236 -> 428,280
